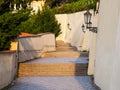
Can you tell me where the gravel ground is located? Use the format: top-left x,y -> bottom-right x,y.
8,76 -> 100,90
23,57 -> 88,64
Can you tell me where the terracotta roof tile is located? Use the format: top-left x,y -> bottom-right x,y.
19,32 -> 35,37
0,50 -> 16,53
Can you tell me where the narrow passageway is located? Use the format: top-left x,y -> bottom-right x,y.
7,41 -> 99,90
8,76 -> 99,90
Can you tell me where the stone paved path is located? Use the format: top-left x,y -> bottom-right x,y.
7,57 -> 100,90
8,76 -> 100,90
23,57 -> 88,64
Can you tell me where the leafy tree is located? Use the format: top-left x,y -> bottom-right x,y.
0,0 -> 28,12
45,0 -> 78,8
0,0 -> 10,14
52,0 -> 97,14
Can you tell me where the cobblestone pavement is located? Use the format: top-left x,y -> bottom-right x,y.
8,76 -> 100,90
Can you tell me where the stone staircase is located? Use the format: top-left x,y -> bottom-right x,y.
19,58 -> 88,77
56,40 -> 71,47
56,46 -> 76,51
56,40 -> 77,51
41,40 -> 80,58
41,51 -> 81,58
18,41 -> 88,77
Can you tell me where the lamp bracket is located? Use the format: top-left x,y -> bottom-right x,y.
87,27 -> 97,33
67,23 -> 71,30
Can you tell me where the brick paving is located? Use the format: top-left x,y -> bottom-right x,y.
8,76 -> 100,90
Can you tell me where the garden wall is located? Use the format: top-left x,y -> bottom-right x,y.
18,33 -> 56,62
0,51 -> 17,89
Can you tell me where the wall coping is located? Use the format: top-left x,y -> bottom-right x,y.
0,50 -> 16,54
19,32 -> 54,38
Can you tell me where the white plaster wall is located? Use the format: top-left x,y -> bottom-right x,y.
56,10 -> 95,50
56,11 -> 88,49
111,11 -> 120,90
94,0 -> 120,90
0,51 -> 17,89
55,14 -> 68,41
81,29 -> 90,51
18,33 -> 56,62
88,13 -> 98,75
67,12 -> 84,47
87,31 -> 97,75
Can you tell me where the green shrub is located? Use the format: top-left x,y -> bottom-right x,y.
0,9 -> 30,51
19,7 -> 61,37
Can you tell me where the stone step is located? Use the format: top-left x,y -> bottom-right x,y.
56,40 -> 71,47
41,51 -> 81,58
56,46 -> 76,51
18,58 -> 88,77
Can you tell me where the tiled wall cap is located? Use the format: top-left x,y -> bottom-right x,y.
0,50 -> 16,53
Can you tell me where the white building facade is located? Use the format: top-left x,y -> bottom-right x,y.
94,0 -> 120,90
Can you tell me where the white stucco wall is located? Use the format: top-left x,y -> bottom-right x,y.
94,0 -> 120,90
111,14 -> 120,90
56,10 -> 94,50
0,51 -> 17,89
18,33 -> 56,62
87,31 -> 97,75
56,11 -> 85,49
81,29 -> 90,51
88,13 -> 98,75
55,14 -> 68,41
66,12 -> 84,47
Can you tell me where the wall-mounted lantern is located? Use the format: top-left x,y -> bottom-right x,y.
84,10 -> 92,28
67,23 -> 71,30
82,10 -> 97,33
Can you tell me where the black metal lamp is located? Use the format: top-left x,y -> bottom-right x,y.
82,10 -> 98,33
84,10 -> 92,28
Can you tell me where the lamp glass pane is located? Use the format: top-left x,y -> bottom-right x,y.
84,10 -> 92,24
88,22 -> 92,27
84,12 -> 88,24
